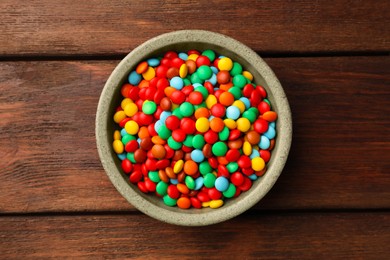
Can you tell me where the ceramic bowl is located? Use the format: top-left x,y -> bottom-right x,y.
96,30 -> 292,226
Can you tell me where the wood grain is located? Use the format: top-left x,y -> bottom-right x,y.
0,0 -> 389,57
0,56 -> 389,214
0,212 -> 389,259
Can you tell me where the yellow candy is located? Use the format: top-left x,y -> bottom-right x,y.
205,94 -> 217,109
113,130 -> 121,141
124,103 -> 138,117
173,160 -> 184,174
113,140 -> 124,154
124,120 -> 139,135
236,118 -> 251,132
195,117 -> 210,133
242,71 -> 253,81
202,201 -> 211,208
142,66 -> 155,81
121,98 -> 133,110
224,119 -> 237,129
232,100 -> 246,113
179,63 -> 188,78
187,53 -> 199,61
251,157 -> 265,171
218,57 -> 233,71
243,141 -> 252,156
210,200 -> 224,209
113,111 -> 126,123
171,103 -> 179,110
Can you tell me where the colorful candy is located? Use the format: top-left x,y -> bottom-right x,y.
112,49 -> 278,209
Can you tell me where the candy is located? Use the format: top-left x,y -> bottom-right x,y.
112,49 -> 278,210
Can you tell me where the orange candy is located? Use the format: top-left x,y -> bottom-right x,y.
136,61 -> 149,74
210,117 -> 225,132
218,92 -> 235,106
183,160 -> 198,175
138,126 -> 149,139
177,183 -> 190,194
262,111 -> 278,122
217,156 -> 229,165
164,86 -> 176,98
194,107 -> 210,119
177,197 -> 191,209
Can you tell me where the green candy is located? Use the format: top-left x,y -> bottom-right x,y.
242,110 -> 257,123
191,72 -> 203,84
218,127 -> 230,141
248,107 -> 259,117
232,74 -> 247,88
192,134 -> 205,149
212,141 -> 228,156
228,86 -> 242,99
179,102 -> 194,117
197,65 -> 213,80
202,49 -> 216,61
148,171 -> 160,183
172,108 -> 183,119
199,161 -> 212,175
142,101 -> 157,115
183,135 -> 194,147
157,125 -> 171,140
194,86 -> 209,99
156,181 -> 168,196
167,136 -> 182,150
126,152 -> 136,163
121,134 -> 135,145
183,78 -> 191,86
226,162 -> 239,173
230,62 -> 243,76
194,102 -> 207,110
185,176 -> 195,190
163,195 -> 177,207
222,183 -> 237,198
203,173 -> 216,188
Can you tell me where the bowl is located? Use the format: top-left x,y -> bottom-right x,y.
96,30 -> 292,226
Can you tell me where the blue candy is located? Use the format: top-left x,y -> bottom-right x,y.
259,135 -> 270,150
159,111 -> 172,122
248,174 -> 258,181
128,71 -> 141,85
194,177 -> 204,190
191,149 -> 205,163
147,58 -> 160,67
215,176 -> 229,192
178,52 -> 188,60
120,128 -> 128,137
154,119 -> 163,132
210,66 -> 219,74
239,97 -> 251,109
226,106 -> 241,120
269,122 -> 276,128
117,152 -> 126,160
264,126 -> 276,139
205,73 -> 217,86
249,149 -> 260,159
170,178 -> 179,185
170,76 -> 184,90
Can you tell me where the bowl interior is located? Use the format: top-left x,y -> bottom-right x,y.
97,30 -> 292,226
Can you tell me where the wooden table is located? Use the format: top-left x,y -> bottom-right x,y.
1,1 -> 389,258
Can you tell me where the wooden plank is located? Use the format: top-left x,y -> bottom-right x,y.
0,212 -> 389,258
0,57 -> 389,214
0,0 -> 389,56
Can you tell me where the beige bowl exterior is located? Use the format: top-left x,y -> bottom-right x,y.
96,30 -> 292,226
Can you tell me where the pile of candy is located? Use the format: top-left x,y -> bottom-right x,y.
112,49 -> 277,209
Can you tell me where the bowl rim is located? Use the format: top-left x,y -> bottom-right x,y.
96,30 -> 292,226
